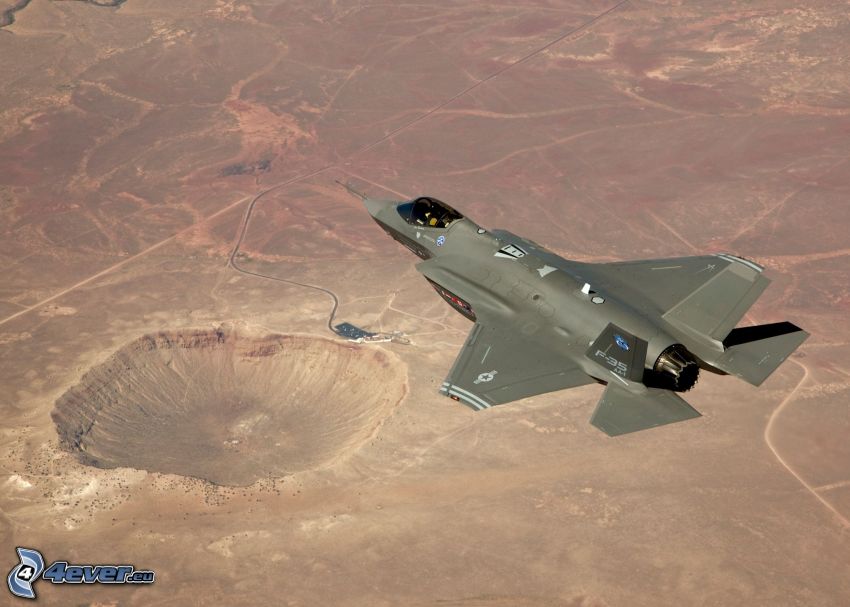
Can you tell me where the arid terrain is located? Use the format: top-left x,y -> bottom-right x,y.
1,1 -> 849,605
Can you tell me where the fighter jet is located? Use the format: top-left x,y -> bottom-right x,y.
347,183 -> 809,436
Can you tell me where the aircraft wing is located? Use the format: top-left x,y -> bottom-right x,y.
440,322 -> 595,411
583,253 -> 770,343
590,384 -> 701,436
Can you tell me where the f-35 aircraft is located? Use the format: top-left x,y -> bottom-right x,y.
348,184 -> 809,436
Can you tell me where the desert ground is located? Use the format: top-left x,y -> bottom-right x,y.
1,1 -> 849,605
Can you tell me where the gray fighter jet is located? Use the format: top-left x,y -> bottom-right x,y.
348,184 -> 809,436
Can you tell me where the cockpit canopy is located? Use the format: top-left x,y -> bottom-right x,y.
397,197 -> 464,229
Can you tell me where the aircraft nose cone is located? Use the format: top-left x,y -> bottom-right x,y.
364,198 -> 391,217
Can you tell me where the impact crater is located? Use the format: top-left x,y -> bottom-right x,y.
52,328 -> 406,486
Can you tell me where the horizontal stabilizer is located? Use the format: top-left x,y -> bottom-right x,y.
713,322 -> 809,386
663,263 -> 770,342
591,385 -> 701,436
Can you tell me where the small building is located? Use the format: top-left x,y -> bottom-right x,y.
333,323 -> 376,341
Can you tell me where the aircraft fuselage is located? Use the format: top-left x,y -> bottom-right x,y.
358,192 -> 807,435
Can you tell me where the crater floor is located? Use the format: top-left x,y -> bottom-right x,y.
52,329 -> 406,485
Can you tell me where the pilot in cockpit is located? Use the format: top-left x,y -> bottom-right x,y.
424,210 -> 440,227
411,197 -> 462,229
415,199 -> 438,227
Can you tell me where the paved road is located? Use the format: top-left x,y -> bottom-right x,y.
226,179 -> 342,334
0,1 -> 628,331
221,1 -> 630,335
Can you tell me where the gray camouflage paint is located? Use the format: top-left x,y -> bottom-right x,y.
361,194 -> 808,436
